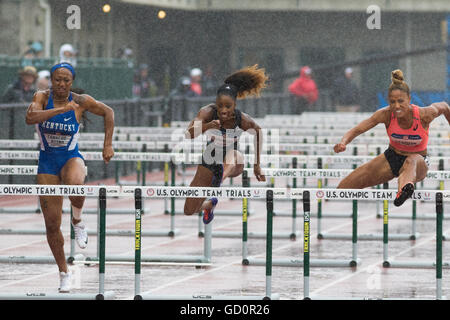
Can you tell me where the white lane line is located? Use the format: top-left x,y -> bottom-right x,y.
129,257 -> 244,299
0,239 -> 48,252
0,270 -> 57,289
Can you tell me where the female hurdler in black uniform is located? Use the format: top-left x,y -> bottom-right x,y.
184,65 -> 268,224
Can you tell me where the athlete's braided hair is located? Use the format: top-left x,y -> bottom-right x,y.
216,64 -> 268,100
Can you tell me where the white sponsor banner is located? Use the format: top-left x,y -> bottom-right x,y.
0,184 -> 120,196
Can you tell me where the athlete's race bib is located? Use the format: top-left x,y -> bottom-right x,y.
44,133 -> 72,147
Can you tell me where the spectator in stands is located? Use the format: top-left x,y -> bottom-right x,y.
137,64 -> 158,98
31,41 -> 44,58
21,49 -> 38,67
117,46 -> 134,68
36,70 -> 51,91
21,41 -> 43,67
2,66 -> 38,103
132,70 -> 141,99
190,68 -> 203,96
288,66 -> 318,114
59,43 -> 77,67
170,76 -> 197,97
332,67 -> 361,112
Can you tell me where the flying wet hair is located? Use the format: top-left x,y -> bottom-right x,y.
50,62 -> 76,80
216,64 -> 268,100
388,69 -> 409,96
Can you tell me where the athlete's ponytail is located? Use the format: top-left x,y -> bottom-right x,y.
388,69 -> 410,96
217,64 -> 268,100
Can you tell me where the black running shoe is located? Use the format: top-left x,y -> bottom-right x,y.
394,183 -> 414,207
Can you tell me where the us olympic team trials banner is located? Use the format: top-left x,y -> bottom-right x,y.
0,185 -> 120,197
0,184 -> 448,201
121,186 -> 450,201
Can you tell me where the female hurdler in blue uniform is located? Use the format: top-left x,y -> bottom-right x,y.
26,63 -> 114,292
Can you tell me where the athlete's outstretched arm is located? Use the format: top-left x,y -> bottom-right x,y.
334,108 -> 388,153
427,102 -> 450,125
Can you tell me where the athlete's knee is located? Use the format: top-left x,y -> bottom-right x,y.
403,157 -> 415,168
337,179 -> 349,189
404,154 -> 422,168
61,160 -> 86,184
228,163 -> 244,178
233,151 -> 244,165
69,196 -> 85,208
64,175 -> 84,185
224,150 -> 244,166
337,173 -> 366,189
44,219 -> 61,234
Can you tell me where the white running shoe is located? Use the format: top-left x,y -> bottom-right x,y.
72,221 -> 88,249
59,271 -> 71,293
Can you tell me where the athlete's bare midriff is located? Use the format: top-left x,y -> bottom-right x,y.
388,144 -> 427,157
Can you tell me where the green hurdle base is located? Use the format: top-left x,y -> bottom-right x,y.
244,257 -> 361,268
378,212 -> 450,220
0,256 -> 61,264
172,209 -> 254,216
84,254 -> 210,264
205,230 -> 301,240
89,229 -> 180,237
274,210 -> 353,218
0,228 -> 180,237
318,232 -> 419,241
383,260 -> 450,269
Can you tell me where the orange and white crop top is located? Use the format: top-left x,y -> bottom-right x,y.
386,104 -> 429,152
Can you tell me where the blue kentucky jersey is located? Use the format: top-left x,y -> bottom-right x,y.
36,92 -> 80,152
